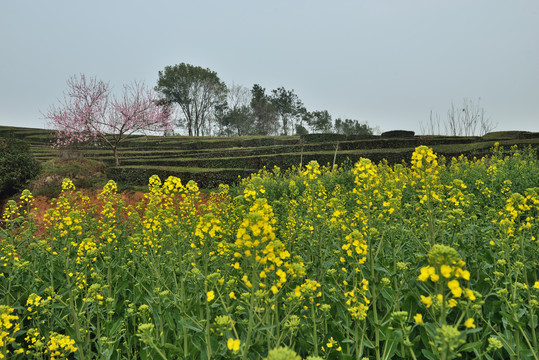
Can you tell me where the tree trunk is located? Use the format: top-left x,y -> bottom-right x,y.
113,146 -> 120,166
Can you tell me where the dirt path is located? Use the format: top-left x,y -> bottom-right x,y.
1,189 -> 147,227
2,189 -> 213,228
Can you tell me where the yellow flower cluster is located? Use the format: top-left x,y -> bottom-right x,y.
234,199 -> 291,294
43,179 -> 85,241
0,305 -> 20,358
301,160 -> 322,180
417,244 -> 478,338
418,245 -> 474,302
294,278 -> 322,302
25,328 -> 77,359
97,180 -> 122,247
2,144 -> 536,359
47,332 -> 78,359
243,176 -> 266,202
411,145 -> 442,204
411,145 -> 439,172
26,293 -> 44,317
344,279 -> 370,320
341,230 -> 368,265
195,214 -> 222,245
1,189 -> 35,225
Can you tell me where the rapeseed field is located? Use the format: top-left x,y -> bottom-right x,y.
1,145 -> 537,359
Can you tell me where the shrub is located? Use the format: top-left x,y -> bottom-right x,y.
0,137 -> 40,197
30,157 -> 107,197
381,130 -> 415,138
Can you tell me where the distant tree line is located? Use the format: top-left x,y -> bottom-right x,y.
44,64 -> 376,166
155,63 -> 376,137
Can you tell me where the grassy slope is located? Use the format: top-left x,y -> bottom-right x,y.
2,125 -> 539,188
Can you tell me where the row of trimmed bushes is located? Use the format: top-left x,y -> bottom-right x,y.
106,167 -> 256,188
3,125 -> 539,191
40,136 -> 528,167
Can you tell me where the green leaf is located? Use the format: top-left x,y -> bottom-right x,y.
177,319 -> 203,333
163,343 -> 181,355
459,340 -> 482,353
500,311 -> 525,327
257,324 -> 277,331
421,349 -> 438,360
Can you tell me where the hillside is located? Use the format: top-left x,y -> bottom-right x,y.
2,125 -> 539,188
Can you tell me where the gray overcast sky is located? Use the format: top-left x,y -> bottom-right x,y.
1,0 -> 538,134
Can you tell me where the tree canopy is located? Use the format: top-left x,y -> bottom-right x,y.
154,62 -> 377,137
45,74 -> 172,166
155,63 -> 227,136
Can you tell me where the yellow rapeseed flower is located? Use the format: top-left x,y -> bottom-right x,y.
440,265 -> 452,278
414,313 -> 424,325
420,295 -> 433,308
436,294 -> 444,303
465,289 -> 476,301
418,267 -> 430,282
455,268 -> 470,280
464,318 -> 475,328
326,337 -> 337,348
448,280 -> 462,297
207,291 -> 215,302
227,338 -> 241,351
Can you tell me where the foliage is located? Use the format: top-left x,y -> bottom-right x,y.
1,145 -> 538,359
155,63 -> 227,136
0,137 -> 40,198
45,74 -> 173,166
334,118 -> 375,136
216,84 -> 255,136
269,87 -> 304,136
304,110 -> 333,134
250,84 -> 280,136
30,158 -> 108,197
381,130 -> 415,138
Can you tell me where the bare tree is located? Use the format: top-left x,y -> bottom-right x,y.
420,110 -> 442,136
421,98 -> 496,136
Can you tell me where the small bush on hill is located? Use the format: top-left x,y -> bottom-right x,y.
30,158 -> 107,197
381,130 -> 415,138
0,137 -> 40,198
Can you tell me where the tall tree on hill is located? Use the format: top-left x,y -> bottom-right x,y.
155,63 -> 227,136
250,84 -> 279,135
305,110 -> 333,133
334,118 -> 375,135
216,84 -> 255,136
270,87 -> 304,136
45,74 -> 172,166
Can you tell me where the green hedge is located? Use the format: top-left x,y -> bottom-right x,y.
106,166 -> 256,188
0,137 -> 40,197
380,130 -> 415,138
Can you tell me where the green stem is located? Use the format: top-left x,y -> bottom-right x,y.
203,256 -> 212,359
311,302 -> 318,356
66,280 -> 85,360
181,278 -> 189,359
242,290 -> 256,360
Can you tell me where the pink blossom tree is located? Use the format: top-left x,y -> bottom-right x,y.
46,74 -> 173,166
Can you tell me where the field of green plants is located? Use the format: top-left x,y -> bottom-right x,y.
1,144 -> 538,359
